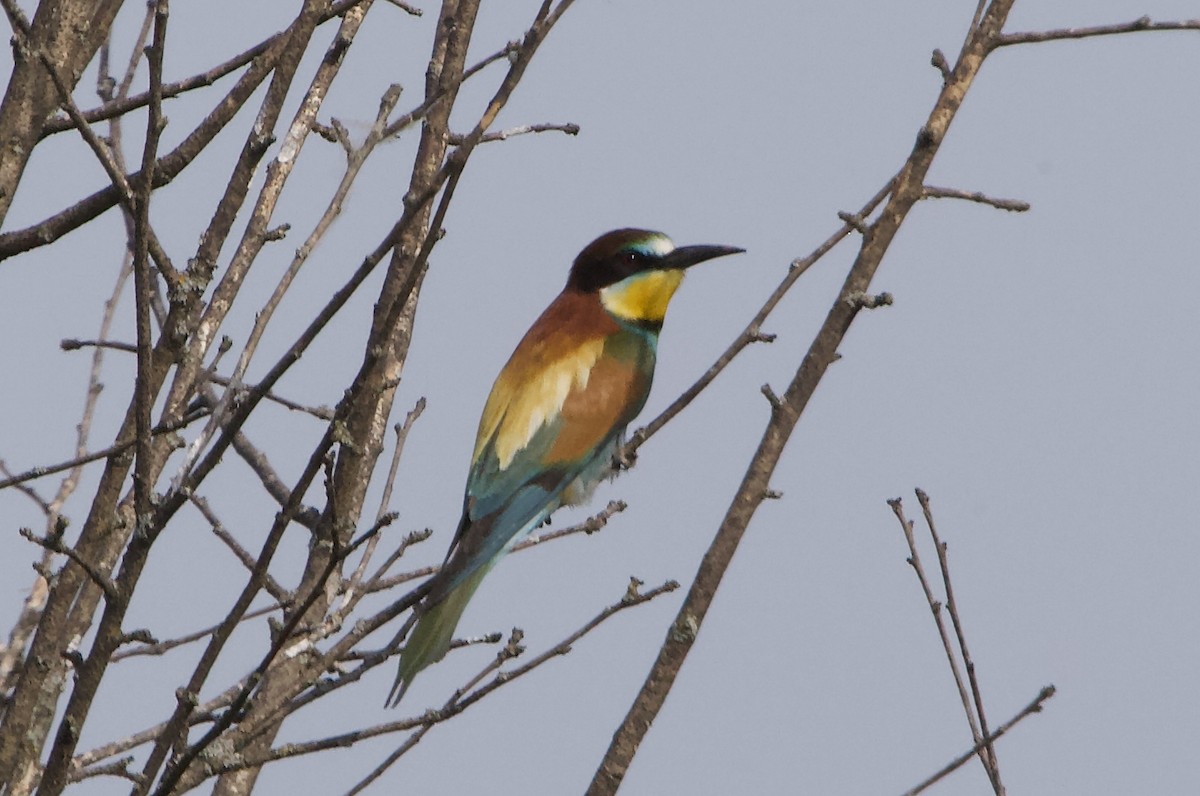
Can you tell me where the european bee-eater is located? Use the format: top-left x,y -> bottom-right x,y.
389,228 -> 743,705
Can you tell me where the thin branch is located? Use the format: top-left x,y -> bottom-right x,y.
378,398 -> 425,524
0,461 -> 52,515
994,16 -> 1200,48
61,338 -> 337,419
341,397 -> 427,608
37,0 -> 381,138
923,185 -> 1029,212
447,120 -> 579,144
888,496 -> 990,779
180,498 -> 639,781
343,630 -> 527,795
0,412 -> 198,491
110,604 -> 280,662
112,4 -> 156,101
69,756 -> 140,784
624,176 -> 896,459
916,488 -> 1002,792
382,0 -> 422,15
70,677 -> 250,772
226,432 -> 320,528
18,528 -> 117,602
901,686 -> 1056,796
361,531 -> 436,593
130,0 -> 169,572
42,36 -> 266,137
0,0 -> 177,284
364,501 -> 625,596
214,579 -> 680,791
188,494 -> 289,602
515,499 -> 627,550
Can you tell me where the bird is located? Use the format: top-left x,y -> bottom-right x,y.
388,228 -> 744,706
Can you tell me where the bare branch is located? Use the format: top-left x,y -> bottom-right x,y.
343,579 -> 678,793
448,120 -> 579,144
69,756 -> 141,784
0,461 -> 52,515
923,185 -> 1030,212
0,411 -> 198,491
110,604 -> 280,662
382,0 -> 423,15
901,686 -> 1057,796
18,528 -> 116,602
189,494 -> 290,602
341,397 -> 428,607
625,177 -> 895,457
995,16 -> 1200,48
515,499 -> 627,550
888,496 -> 992,781
71,677 -> 250,773
916,488 -> 1002,791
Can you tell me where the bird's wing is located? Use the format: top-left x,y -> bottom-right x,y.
430,319 -> 653,602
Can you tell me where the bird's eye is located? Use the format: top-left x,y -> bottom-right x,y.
623,251 -> 642,266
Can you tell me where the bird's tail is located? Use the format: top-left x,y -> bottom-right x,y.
387,565 -> 490,707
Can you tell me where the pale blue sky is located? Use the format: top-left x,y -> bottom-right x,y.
2,1 -> 1198,793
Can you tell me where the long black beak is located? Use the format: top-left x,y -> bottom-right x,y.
658,243 -> 745,271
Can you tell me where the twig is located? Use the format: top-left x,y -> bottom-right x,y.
363,501 -> 625,597
923,185 -> 1029,212
343,579 -> 678,793
0,0 -> 177,284
62,338 -> 337,419
228,432 -> 321,528
447,120 -> 579,144
69,756 -> 141,784
994,16 -> 1200,48
969,0 -> 986,36
130,0 -> 169,566
144,427 -> 346,796
382,0 -> 422,15
344,629 -> 527,795
110,604 -> 280,662
625,176 -> 894,458
0,0 -> 306,260
0,461 -> 52,514
18,528 -> 117,602
361,532 -> 437,593
515,500 -> 627,549
188,494 -> 289,602
42,35 -> 268,137
0,412 -> 198,491
342,397 -> 427,607
378,398 -> 425,523
888,496 -> 992,783
70,677 -> 250,773
901,686 -> 1056,796
916,488 -> 1002,792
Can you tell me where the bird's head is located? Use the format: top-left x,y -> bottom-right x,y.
567,228 -> 744,327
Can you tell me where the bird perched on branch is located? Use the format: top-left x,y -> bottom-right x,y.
389,228 -> 743,705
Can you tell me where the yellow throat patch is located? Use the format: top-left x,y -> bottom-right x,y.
599,269 -> 685,325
